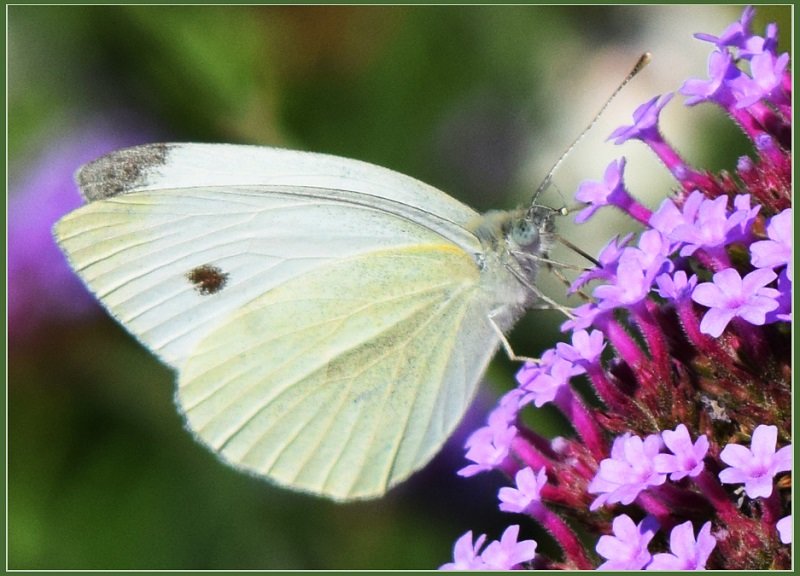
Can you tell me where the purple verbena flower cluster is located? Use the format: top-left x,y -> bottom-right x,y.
442,7 -> 791,570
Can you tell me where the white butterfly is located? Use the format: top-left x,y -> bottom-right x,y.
54,143 -> 557,501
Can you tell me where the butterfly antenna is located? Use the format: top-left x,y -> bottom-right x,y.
528,52 -> 652,215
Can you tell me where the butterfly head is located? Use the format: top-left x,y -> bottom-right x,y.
470,205 -> 558,257
510,205 -> 557,254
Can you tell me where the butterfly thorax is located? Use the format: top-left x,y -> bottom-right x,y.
468,205 -> 557,330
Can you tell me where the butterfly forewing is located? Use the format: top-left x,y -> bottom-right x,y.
77,143 -> 479,235
55,185 -> 479,369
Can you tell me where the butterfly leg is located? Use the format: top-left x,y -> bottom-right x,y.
506,264 -> 575,319
547,265 -> 591,302
487,312 -> 540,364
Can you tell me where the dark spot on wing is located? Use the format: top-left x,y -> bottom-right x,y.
187,264 -> 229,295
75,143 -> 172,201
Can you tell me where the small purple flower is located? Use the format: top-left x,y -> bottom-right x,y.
458,405 -> 518,477
574,157 -> 624,223
588,433 -> 667,510
646,521 -> 716,570
730,51 -> 790,108
655,270 -> 698,301
741,22 -> 779,58
766,269 -> 792,323
497,388 -> 525,419
592,250 -> 656,310
680,49 -> 741,106
718,424 -> 792,498
631,229 -> 674,275
479,525 -> 538,570
777,515 -> 792,545
516,349 -> 557,387
8,122 -> 156,343
669,193 -> 755,257
498,467 -> 548,514
649,192 -> 699,239
596,514 -> 659,570
653,424 -> 709,481
559,302 -> 606,332
694,5 -> 755,49
650,190 -> 759,256
608,93 -> 674,145
728,194 -> 761,244
750,208 -> 792,280
518,354 -> 580,408
574,158 -> 650,223
570,234 -> 633,292
555,329 -> 605,370
691,267 -> 780,337
439,530 -> 488,570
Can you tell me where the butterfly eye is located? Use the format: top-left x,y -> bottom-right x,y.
511,219 -> 540,248
186,264 -> 229,295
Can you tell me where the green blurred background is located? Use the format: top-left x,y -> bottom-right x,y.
7,5 -> 791,570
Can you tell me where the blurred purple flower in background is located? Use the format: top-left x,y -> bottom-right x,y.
8,120 -> 156,344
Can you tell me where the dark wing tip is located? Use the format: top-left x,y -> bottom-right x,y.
74,143 -> 173,201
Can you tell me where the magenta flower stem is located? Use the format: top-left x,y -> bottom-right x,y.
781,71 -> 792,95
646,136 -> 685,175
510,434 -> 553,474
601,316 -> 645,367
748,100 -> 788,133
695,246 -> 733,272
676,298 -> 747,371
533,505 -> 593,569
730,105 -> 773,143
693,468 -> 743,525
646,135 -> 715,192
651,482 -> 713,517
635,491 -> 673,527
554,388 -> 606,460
616,196 -> 652,225
760,489 -> 782,527
754,133 -> 787,167
585,364 -> 635,414
634,300 -> 671,383
730,318 -> 770,361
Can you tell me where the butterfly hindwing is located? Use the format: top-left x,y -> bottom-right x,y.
178,244 -> 499,500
